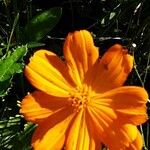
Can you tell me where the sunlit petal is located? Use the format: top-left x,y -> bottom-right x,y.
93,86 -> 148,125
102,124 -> 139,150
66,110 -> 101,150
64,30 -> 99,85
87,110 -> 140,150
25,50 -> 76,97
85,44 -> 133,93
32,107 -> 74,150
20,91 -> 70,123
86,109 -> 102,150
126,129 -> 143,150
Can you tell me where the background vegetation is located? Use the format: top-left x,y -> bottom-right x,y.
0,0 -> 149,149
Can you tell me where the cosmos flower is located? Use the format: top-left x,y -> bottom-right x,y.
20,30 -> 148,150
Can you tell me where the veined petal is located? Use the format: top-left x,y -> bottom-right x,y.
86,44 -> 133,93
126,129 -> 143,150
66,110 -> 101,150
32,107 -> 74,150
25,50 -> 76,97
94,86 -> 148,125
87,92 -> 147,150
87,107 -> 132,149
20,91 -> 70,123
63,30 -> 99,85
85,110 -> 102,150
87,103 -> 117,134
87,107 -> 140,150
66,110 -> 87,150
102,124 -> 140,150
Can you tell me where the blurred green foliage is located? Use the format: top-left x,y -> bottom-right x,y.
0,46 -> 27,97
23,7 -> 62,42
0,0 -> 149,149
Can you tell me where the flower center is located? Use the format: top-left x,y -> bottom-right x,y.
68,87 -> 90,112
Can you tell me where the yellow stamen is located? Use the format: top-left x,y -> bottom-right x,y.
68,86 -> 90,112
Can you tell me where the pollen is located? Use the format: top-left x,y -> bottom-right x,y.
68,86 -> 90,112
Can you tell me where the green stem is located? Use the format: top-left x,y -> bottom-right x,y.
6,13 -> 19,54
143,51 -> 150,85
133,64 -> 144,87
133,59 -> 148,149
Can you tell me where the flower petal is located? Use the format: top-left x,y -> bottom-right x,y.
88,86 -> 147,150
93,86 -> 148,125
66,110 -> 101,150
87,107 -> 130,149
87,108 -> 140,150
66,110 -> 88,150
87,104 -> 117,135
85,110 -> 102,150
25,50 -> 76,97
126,129 -> 143,150
63,30 -> 99,85
102,124 -> 140,150
86,44 -> 133,93
32,107 -> 74,150
20,91 -> 70,123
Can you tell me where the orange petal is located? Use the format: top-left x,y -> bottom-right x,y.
63,30 -> 99,85
87,104 -> 117,135
87,107 -> 132,149
126,129 -> 143,150
85,110 -> 102,150
86,44 -> 133,93
93,86 -> 148,125
66,110 -> 88,150
66,110 -> 101,150
25,50 -> 76,97
103,124 -> 139,150
20,91 -> 70,123
32,107 -> 74,150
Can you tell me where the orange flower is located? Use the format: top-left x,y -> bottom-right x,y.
20,30 -> 148,150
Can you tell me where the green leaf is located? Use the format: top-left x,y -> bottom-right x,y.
0,79 -> 12,97
26,42 -> 45,48
24,7 -> 62,42
19,122 -> 36,141
0,115 -> 21,149
0,45 -> 27,97
0,45 -> 27,82
0,115 -> 36,150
